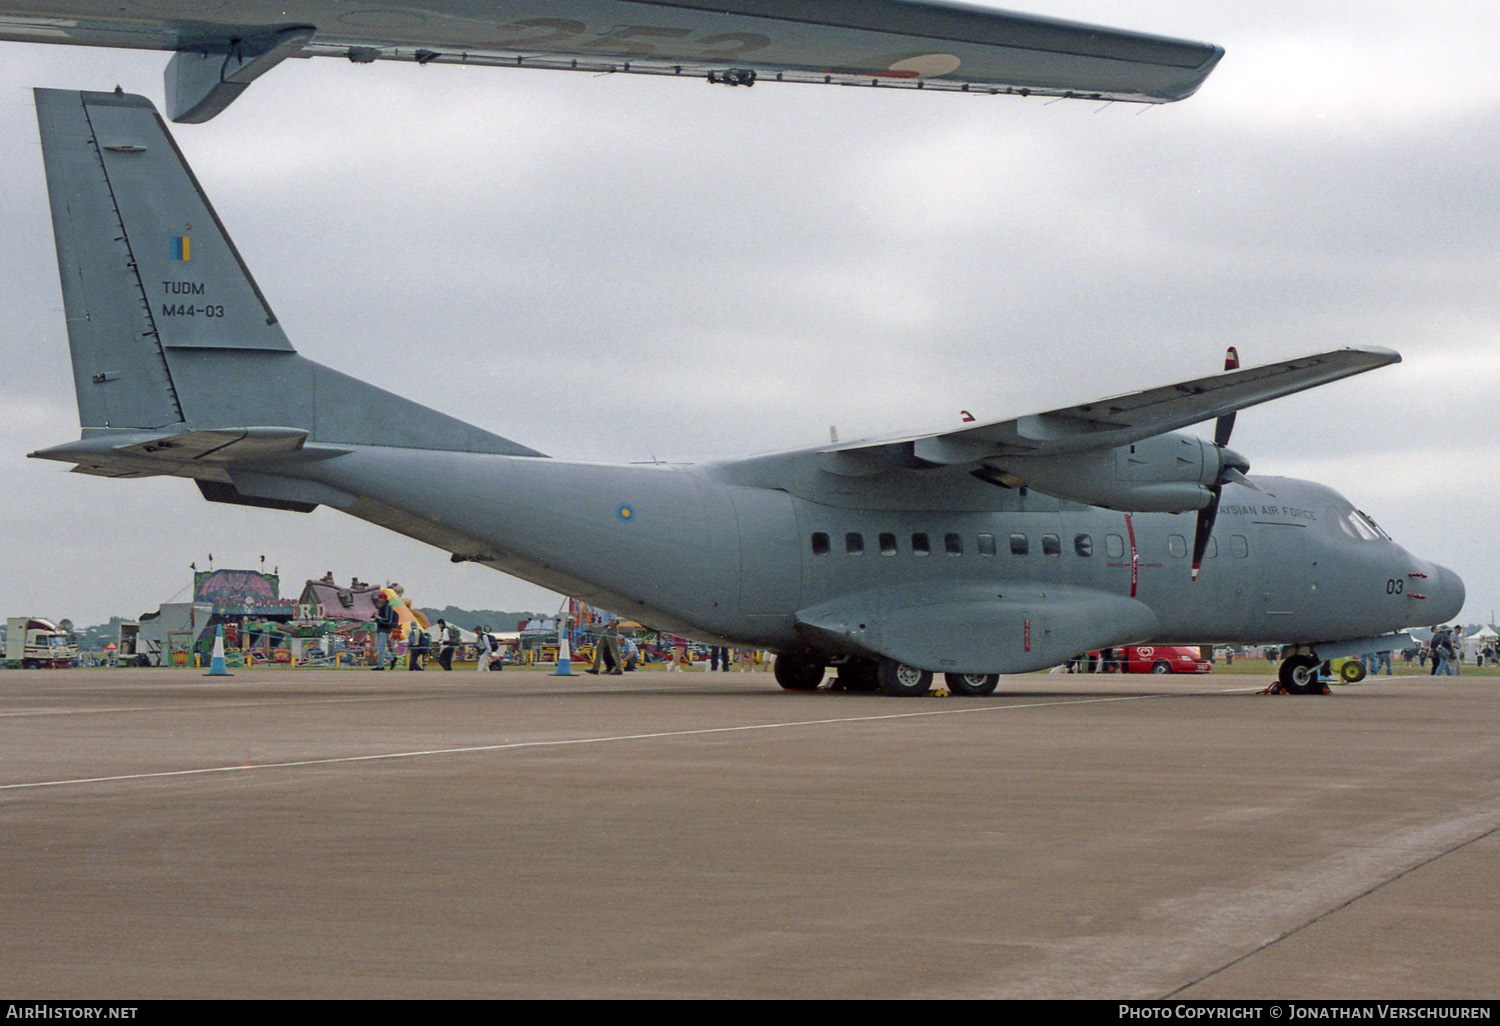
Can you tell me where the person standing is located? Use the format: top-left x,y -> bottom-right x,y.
1430,627 -> 1451,676
588,621 -> 624,675
373,591 -> 399,670
475,626 -> 494,672
436,619 -> 457,671
407,626 -> 427,670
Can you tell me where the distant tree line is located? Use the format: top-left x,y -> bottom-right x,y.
416,608 -> 547,632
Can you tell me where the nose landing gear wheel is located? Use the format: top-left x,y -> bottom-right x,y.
1278,654 -> 1322,695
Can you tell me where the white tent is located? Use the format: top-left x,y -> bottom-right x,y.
1464,625 -> 1497,662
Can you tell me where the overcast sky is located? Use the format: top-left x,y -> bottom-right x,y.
0,1 -> 1496,629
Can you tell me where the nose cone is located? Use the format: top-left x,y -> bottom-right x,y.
1428,564 -> 1466,623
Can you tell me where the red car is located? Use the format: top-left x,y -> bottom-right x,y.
1082,646 -> 1212,674
1121,646 -> 1212,674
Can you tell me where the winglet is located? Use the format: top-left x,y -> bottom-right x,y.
166,26 -> 315,123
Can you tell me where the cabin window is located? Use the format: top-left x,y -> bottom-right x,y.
1106,534 -> 1125,558
879,532 -> 898,556
1042,534 -> 1060,556
1230,535 -> 1249,559
1010,534 -> 1028,556
912,533 -> 930,556
1074,534 -> 1093,557
977,533 -> 996,556
945,532 -> 963,555
1168,534 -> 1187,558
1206,537 -> 1218,558
845,532 -> 864,555
811,532 -> 830,556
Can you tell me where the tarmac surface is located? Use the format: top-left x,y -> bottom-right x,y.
0,664 -> 1496,1000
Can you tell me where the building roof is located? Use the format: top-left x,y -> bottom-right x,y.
299,581 -> 384,621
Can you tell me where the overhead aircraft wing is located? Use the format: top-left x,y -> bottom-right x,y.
724,347 -> 1400,485
0,1 -> 1224,121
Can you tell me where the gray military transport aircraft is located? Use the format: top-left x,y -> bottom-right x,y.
0,0 -> 1223,121
29,88 -> 1464,696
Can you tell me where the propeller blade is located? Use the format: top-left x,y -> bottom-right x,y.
1213,347 -> 1240,447
1191,489 -> 1220,581
1198,349 -> 1245,579
1221,466 -> 1260,491
1214,412 -> 1236,448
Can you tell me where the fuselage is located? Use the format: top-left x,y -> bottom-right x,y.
280,447 -> 1463,669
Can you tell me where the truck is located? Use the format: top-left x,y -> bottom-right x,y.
5,617 -> 78,668
135,603 -> 214,666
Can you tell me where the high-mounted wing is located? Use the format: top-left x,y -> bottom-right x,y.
832,346 -> 1398,466
0,1 -> 1224,121
723,347 -> 1400,513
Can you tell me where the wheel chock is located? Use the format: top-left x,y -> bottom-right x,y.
1259,679 -> 1331,695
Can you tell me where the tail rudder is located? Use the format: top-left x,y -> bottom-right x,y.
35,88 -> 293,432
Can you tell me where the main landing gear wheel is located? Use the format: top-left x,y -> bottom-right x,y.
838,660 -> 880,693
773,653 -> 826,691
878,659 -> 933,697
1278,654 -> 1321,695
943,672 -> 999,697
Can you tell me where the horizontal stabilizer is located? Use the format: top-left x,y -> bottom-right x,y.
30,427 -> 346,479
114,427 -> 318,462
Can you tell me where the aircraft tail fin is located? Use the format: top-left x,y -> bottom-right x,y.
35,88 -> 205,432
32,87 -> 539,459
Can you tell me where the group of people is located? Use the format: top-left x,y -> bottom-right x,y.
663,642 -> 755,671
581,630 -> 755,673
372,591 -> 501,672
1423,625 -> 1462,676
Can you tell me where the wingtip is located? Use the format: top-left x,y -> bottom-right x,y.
1350,345 -> 1402,365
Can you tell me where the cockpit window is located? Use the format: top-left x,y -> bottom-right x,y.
1335,508 -> 1388,542
1355,510 -> 1390,540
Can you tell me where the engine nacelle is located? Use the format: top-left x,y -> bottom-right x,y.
984,431 -> 1244,513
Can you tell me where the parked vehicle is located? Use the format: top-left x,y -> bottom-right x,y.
1122,646 -> 1211,674
5,616 -> 78,668
1081,646 -> 1212,674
